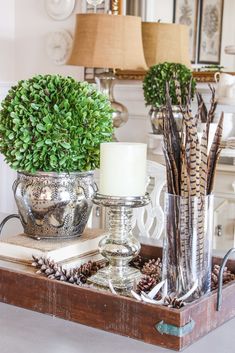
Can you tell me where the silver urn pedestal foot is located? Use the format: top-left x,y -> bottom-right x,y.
88,193 -> 150,293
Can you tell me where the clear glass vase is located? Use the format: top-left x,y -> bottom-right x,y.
162,193 -> 214,301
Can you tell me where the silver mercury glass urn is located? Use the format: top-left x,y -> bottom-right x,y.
13,171 -> 96,240
150,105 -> 183,134
88,193 -> 150,293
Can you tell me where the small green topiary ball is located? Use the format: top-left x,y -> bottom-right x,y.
0,74 -> 113,173
143,62 -> 196,108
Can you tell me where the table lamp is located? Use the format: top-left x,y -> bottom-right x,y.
142,22 -> 191,68
68,13 -> 147,134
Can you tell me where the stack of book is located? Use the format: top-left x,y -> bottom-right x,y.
0,228 -> 104,268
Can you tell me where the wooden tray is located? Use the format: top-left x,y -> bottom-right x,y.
0,244 -> 234,351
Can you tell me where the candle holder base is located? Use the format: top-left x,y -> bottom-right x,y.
88,265 -> 142,293
89,193 -> 150,293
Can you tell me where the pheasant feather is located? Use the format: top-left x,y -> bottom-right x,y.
207,113 -> 224,194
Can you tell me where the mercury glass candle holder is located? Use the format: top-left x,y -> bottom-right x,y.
88,193 -> 150,292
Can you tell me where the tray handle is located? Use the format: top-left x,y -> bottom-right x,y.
216,247 -> 235,311
155,319 -> 195,337
0,214 -> 20,237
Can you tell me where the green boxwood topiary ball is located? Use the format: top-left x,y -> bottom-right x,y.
143,62 -> 196,108
0,74 -> 113,173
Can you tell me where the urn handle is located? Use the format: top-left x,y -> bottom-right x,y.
92,182 -> 98,193
12,178 -> 18,194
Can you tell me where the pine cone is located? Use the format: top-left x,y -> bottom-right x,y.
79,261 -> 104,277
164,295 -> 185,309
129,255 -> 145,270
32,256 -> 105,286
136,275 -> 157,294
141,258 -> 162,282
211,264 -> 235,290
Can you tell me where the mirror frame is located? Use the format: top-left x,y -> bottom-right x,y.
115,70 -> 235,82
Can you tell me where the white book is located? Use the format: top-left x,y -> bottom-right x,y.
0,228 -> 104,264
60,251 -> 105,270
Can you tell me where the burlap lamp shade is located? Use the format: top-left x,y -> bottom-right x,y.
142,22 -> 191,68
68,13 -> 147,70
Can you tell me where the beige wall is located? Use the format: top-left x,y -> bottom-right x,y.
220,0 -> 235,71
0,0 -> 15,81
0,0 -> 84,83
14,0 -> 83,81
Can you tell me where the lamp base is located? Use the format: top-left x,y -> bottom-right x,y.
111,101 -> 128,129
95,72 -> 128,138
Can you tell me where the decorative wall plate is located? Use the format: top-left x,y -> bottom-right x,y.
45,0 -> 75,20
46,30 -> 73,65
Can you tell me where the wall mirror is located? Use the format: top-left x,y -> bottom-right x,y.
114,0 -> 235,82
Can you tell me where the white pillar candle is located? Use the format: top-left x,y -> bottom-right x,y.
99,142 -> 147,197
